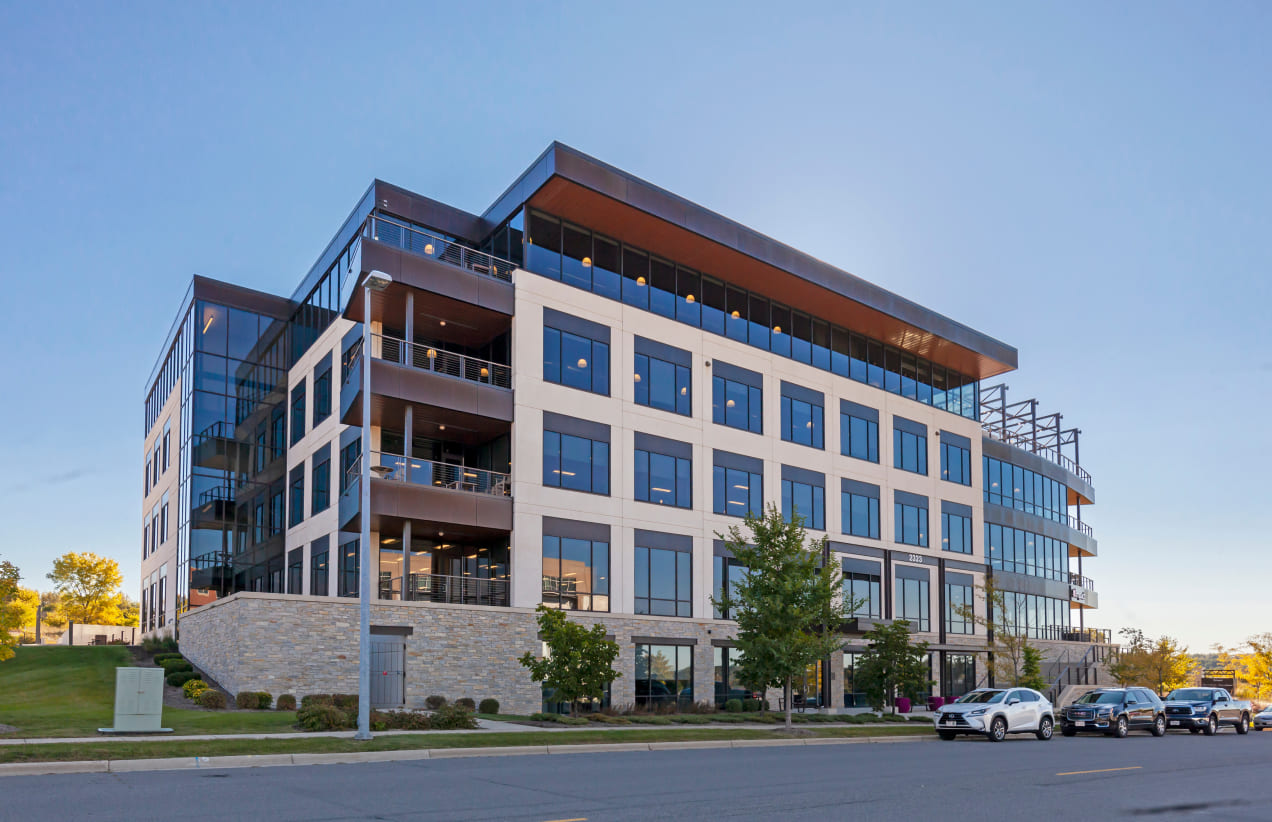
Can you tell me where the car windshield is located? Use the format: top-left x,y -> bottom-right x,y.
956,690 -> 1005,704
1168,689 -> 1214,701
1075,691 -> 1124,704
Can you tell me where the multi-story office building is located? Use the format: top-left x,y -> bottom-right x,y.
141,143 -> 1104,713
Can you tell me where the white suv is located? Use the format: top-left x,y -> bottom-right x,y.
934,688 -> 1055,742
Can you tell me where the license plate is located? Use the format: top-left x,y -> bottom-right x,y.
1170,720 -> 1180,726
1075,721 -> 1086,727
943,717 -> 955,724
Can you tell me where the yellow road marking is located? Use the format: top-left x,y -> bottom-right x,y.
1056,766 -> 1142,776
541,818 -> 588,822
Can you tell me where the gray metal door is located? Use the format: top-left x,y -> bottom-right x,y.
370,636 -> 405,707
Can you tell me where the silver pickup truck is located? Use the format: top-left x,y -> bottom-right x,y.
1163,687 -> 1253,735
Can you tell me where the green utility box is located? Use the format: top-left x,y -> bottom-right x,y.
98,667 -> 172,734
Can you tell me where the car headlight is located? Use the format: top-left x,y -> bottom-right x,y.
967,708 -> 987,717
1097,706 -> 1114,715
1194,706 -> 1210,715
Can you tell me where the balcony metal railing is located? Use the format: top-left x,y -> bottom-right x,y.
381,574 -> 510,607
367,451 -> 510,497
1065,514 -> 1094,540
373,333 -> 511,390
1069,573 -> 1096,591
365,215 -> 514,282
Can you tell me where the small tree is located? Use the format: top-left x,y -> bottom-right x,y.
1110,628 -> 1195,695
1242,634 -> 1272,701
518,605 -> 620,716
714,504 -> 852,729
0,559 -> 22,661
1019,647 -> 1047,691
954,578 -> 1035,688
47,552 -> 125,624
854,620 -> 933,714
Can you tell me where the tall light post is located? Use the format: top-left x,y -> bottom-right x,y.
356,269 -> 393,741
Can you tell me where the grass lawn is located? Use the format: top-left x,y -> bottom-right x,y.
0,646 -> 297,738
0,724 -> 929,764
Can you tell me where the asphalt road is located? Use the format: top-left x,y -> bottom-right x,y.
4,730 -> 1271,821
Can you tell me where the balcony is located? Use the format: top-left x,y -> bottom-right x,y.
380,573 -> 509,607
1069,573 -> 1098,610
376,333 -> 511,390
339,452 -> 512,534
365,215 -> 513,283
368,451 -> 509,497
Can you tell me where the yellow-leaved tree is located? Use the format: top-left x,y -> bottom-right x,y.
0,559 -> 22,661
1109,628 -> 1196,696
46,552 -> 128,625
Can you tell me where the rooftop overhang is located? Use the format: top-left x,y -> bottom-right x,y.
488,143 -> 1018,380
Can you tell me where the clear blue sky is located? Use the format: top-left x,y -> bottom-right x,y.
1,2 -> 1268,651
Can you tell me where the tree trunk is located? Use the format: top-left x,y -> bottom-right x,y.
784,677 -> 793,729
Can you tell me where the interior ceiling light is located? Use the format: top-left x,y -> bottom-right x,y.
726,399 -> 735,407
634,373 -> 642,382
438,424 -> 446,431
439,320 -> 446,326
636,276 -> 646,286
424,243 -> 435,255
582,257 -> 592,268
577,358 -> 588,368
685,294 -> 695,303
730,310 -> 740,319
773,325 -> 782,334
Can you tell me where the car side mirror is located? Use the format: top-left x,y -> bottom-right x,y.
1007,698 -> 1020,706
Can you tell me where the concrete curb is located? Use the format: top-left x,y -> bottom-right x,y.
0,734 -> 929,777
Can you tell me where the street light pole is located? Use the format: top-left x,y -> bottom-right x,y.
356,269 -> 392,741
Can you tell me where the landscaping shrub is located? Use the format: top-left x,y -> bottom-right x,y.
529,712 -> 588,725
425,695 -> 447,710
455,697 -> 476,711
371,710 -> 431,730
297,705 -> 353,732
332,693 -> 359,710
166,671 -> 201,687
159,659 -> 193,674
587,713 -> 630,724
142,636 -> 179,654
197,689 -> 227,710
300,694 -> 334,709
724,699 -> 743,713
628,715 -> 673,726
153,652 -> 184,665
709,713 -> 747,723
182,679 -> 209,700
276,694 -> 297,711
236,692 -> 272,710
670,714 -> 711,724
741,698 -> 762,712
478,698 -> 499,715
882,713 -> 908,723
429,703 -> 480,730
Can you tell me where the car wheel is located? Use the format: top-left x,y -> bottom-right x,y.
987,716 -> 1007,742
1035,716 -> 1054,741
1112,716 -> 1129,738
938,730 -> 957,741
1151,715 -> 1166,737
1061,725 -> 1077,737
1203,714 -> 1218,736
1236,714 -> 1249,735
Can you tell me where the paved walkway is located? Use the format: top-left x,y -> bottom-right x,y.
0,716 -> 929,747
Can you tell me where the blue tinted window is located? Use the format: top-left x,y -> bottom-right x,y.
712,376 -> 762,434
942,511 -> 972,554
896,576 -> 930,632
842,413 -> 879,463
893,427 -> 927,475
841,491 -> 880,539
542,535 -> 609,612
635,449 -> 692,509
713,465 -> 762,518
895,501 -> 929,547
635,353 -> 691,416
544,431 -> 609,495
781,479 -> 825,530
311,456 -> 331,514
941,441 -> 971,485
635,545 -> 692,617
544,326 -> 609,396
290,382 -> 306,445
781,395 -> 824,449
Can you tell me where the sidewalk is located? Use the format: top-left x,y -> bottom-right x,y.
0,716 -> 929,747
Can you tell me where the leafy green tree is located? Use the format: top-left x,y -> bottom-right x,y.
854,620 -> 933,714
714,504 -> 852,729
46,552 -> 125,624
518,605 -> 620,716
0,559 -> 22,661
1019,646 -> 1047,691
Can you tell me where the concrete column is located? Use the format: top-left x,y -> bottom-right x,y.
401,519 -> 411,602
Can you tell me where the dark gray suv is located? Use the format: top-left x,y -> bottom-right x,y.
1060,687 -> 1166,738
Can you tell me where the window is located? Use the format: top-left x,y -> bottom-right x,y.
635,644 -> 693,708
543,309 -> 609,396
634,541 -> 692,617
985,523 -> 1068,582
311,446 -> 331,514
711,363 -> 762,434
781,467 -> 825,530
893,418 -> 928,475
840,401 -> 879,463
152,444 -> 160,487
142,522 -> 148,560
895,567 -> 931,631
780,383 -> 824,449
162,420 -> 171,471
310,538 -> 329,596
313,357 -> 333,425
841,557 -> 882,619
995,590 -> 1071,640
945,572 -> 974,634
941,502 -> 973,555
288,466 -> 304,527
270,487 -> 284,536
894,491 -> 929,547
712,553 -> 747,619
290,381 -> 306,445
287,549 -> 303,595
253,498 -> 265,544
844,653 -> 867,707
159,494 -> 169,543
340,439 -> 361,493
144,455 -> 151,496
542,535 -> 609,612
634,338 -> 691,416
543,415 -> 610,495
338,538 -> 359,597
713,451 -> 763,518
983,456 -> 1067,523
841,479 -> 880,539
715,646 -> 748,705
634,434 -> 691,508
271,409 -> 286,459
940,432 -> 972,486
942,653 -> 976,699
